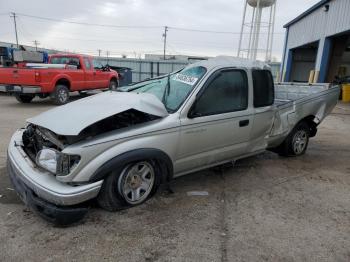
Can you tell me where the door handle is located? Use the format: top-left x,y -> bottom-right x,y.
239,120 -> 249,127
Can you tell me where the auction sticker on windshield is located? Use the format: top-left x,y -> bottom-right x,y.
173,73 -> 198,86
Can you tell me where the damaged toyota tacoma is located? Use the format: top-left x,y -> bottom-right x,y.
7,57 -> 340,225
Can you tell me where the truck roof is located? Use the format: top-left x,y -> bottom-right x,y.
49,54 -> 92,58
189,56 -> 271,71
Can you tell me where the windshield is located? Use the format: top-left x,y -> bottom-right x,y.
121,66 -> 207,113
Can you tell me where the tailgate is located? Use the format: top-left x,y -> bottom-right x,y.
0,68 -> 36,85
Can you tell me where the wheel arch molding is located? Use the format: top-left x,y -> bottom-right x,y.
90,148 -> 174,184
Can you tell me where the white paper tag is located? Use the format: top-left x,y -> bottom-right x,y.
173,74 -> 198,85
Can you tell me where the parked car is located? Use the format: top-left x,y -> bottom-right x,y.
0,54 -> 119,105
7,57 -> 340,225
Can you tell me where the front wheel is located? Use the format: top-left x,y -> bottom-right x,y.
277,122 -> 310,157
14,94 -> 35,103
108,79 -> 118,91
97,160 -> 160,211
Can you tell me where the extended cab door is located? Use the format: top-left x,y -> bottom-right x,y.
82,57 -> 95,90
92,59 -> 110,88
248,69 -> 276,152
175,69 -> 254,175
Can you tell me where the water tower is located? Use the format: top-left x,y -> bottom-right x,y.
237,0 -> 277,61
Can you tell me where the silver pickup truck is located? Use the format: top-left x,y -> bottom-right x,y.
7,57 -> 340,225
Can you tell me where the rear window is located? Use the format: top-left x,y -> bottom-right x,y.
50,57 -> 81,69
252,70 -> 274,107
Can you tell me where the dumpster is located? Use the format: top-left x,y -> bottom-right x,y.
342,84 -> 350,102
109,66 -> 132,87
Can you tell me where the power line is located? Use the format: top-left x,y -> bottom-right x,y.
15,12 -> 285,35
169,26 -> 284,35
16,13 -> 161,29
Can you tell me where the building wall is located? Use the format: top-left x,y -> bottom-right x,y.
96,57 -> 189,83
1,41 -> 281,83
97,57 -> 281,83
282,0 -> 350,82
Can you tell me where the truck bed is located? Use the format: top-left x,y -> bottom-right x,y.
268,83 -> 340,147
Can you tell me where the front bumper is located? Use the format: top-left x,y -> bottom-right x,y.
7,130 -> 103,209
7,159 -> 89,225
0,84 -> 41,94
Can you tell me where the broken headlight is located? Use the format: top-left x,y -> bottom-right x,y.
36,148 -> 80,176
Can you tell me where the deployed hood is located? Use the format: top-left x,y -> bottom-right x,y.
28,92 -> 169,136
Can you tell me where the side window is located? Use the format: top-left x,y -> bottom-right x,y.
252,70 -> 274,107
191,70 -> 248,117
84,58 -> 92,70
93,59 -> 103,69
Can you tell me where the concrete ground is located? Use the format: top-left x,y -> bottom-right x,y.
0,94 -> 349,262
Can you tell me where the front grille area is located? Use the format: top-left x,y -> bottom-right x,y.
22,125 -> 58,163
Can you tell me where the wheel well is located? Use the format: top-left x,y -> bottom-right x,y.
90,149 -> 174,184
55,78 -> 71,90
110,77 -> 118,86
299,115 -> 318,137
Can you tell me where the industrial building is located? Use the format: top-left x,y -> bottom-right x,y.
281,0 -> 350,83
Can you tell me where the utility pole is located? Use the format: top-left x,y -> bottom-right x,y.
10,12 -> 19,48
162,26 -> 168,60
33,40 -> 40,51
106,51 -> 110,64
98,49 -> 102,57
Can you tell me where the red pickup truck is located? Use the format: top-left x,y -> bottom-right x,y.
0,54 -> 119,105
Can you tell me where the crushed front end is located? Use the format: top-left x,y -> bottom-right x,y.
6,127 -> 102,226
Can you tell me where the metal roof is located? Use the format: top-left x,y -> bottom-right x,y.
284,0 -> 331,28
188,56 -> 270,71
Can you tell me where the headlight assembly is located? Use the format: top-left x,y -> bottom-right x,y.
36,148 -> 80,176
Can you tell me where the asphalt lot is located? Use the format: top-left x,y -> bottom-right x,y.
0,94 -> 349,262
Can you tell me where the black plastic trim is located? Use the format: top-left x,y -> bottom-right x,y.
7,159 -> 88,226
90,148 -> 174,184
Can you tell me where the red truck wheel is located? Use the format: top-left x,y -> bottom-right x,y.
52,85 -> 69,105
15,94 -> 35,103
109,79 -> 118,91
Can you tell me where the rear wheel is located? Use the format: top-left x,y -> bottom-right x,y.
276,122 -> 310,157
97,160 -> 160,211
14,94 -> 35,103
52,85 -> 69,105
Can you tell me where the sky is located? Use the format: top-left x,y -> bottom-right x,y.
0,0 -> 321,61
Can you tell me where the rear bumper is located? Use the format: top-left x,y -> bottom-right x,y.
0,84 -> 42,94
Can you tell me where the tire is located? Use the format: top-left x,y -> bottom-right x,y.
14,94 -> 35,103
97,160 -> 160,211
108,79 -> 118,91
52,85 -> 69,105
276,122 -> 310,157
